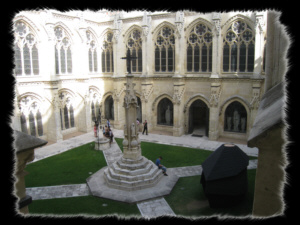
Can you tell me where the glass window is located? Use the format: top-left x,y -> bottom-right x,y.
101,32 -> 114,73
223,20 -> 255,73
125,29 -> 142,73
154,26 -> 175,73
13,21 -> 39,76
186,23 -> 212,73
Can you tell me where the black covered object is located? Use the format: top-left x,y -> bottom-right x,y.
201,143 -> 249,208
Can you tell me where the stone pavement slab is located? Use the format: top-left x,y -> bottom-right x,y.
137,197 -> 176,218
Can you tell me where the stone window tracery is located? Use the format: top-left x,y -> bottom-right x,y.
87,31 -> 98,73
187,23 -> 212,73
101,32 -> 114,73
58,91 -> 75,130
126,29 -> 142,73
154,26 -> 175,72
54,26 -> 72,75
18,96 -> 43,137
157,98 -> 173,126
223,20 -> 255,73
14,21 -> 39,76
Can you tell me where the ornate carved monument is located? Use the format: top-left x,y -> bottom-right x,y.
86,50 -> 178,202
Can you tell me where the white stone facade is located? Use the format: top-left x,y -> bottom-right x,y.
11,9 -> 269,142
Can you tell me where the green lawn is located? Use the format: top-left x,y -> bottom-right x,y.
25,142 -> 107,187
26,139 -> 256,217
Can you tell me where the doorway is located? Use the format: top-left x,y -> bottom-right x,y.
188,99 -> 209,137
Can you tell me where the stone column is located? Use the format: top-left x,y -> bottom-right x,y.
47,92 -> 63,142
208,81 -> 221,140
14,130 -> 47,214
174,11 -> 184,77
172,78 -> 185,136
211,13 -> 221,78
254,12 -> 265,77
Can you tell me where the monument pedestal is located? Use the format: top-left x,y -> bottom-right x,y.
87,54 -> 179,203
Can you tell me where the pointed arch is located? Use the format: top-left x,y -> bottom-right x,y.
152,21 -> 176,40
152,93 -> 174,111
221,14 -> 256,33
123,24 -> 143,43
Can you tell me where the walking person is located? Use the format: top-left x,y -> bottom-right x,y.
107,119 -> 110,129
142,120 -> 148,135
108,128 -> 114,146
155,156 -> 168,176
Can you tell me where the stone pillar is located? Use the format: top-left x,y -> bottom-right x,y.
172,78 -> 185,136
208,81 -> 221,140
14,130 -> 47,214
211,13 -> 221,78
142,12 -> 151,77
254,12 -> 265,77
47,92 -> 63,142
174,11 -> 184,77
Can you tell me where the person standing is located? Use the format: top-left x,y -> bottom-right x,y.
142,120 -> 148,135
107,119 -> 111,129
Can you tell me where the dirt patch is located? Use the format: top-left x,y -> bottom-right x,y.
186,200 -> 210,211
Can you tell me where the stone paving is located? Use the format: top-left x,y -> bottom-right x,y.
26,128 -> 258,218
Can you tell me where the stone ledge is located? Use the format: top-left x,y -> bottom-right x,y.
86,167 -> 179,203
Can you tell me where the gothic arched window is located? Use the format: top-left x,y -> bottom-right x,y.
18,97 -> 44,137
58,92 -> 75,130
223,20 -> 255,73
126,29 -> 142,73
157,98 -> 173,126
101,32 -> 114,73
187,23 -> 213,72
54,26 -> 72,75
14,21 -> 39,76
224,101 -> 247,133
87,31 -> 98,73
155,26 -> 175,73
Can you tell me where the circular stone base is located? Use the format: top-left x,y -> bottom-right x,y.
86,167 -> 179,203
94,138 -> 110,151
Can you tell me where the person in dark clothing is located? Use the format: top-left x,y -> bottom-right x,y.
142,120 -> 148,135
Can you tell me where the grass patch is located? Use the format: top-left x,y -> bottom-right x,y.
28,196 -> 140,217
115,138 -> 213,168
25,142 -> 107,187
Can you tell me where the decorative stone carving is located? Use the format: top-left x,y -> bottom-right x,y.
175,11 -> 184,38
212,13 -> 221,36
209,82 -> 222,107
113,13 -> 123,43
142,12 -> 151,41
141,83 -> 153,103
173,84 -> 185,105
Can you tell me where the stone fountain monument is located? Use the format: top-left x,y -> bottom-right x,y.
86,50 -> 178,203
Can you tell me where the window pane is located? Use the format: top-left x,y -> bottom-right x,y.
155,47 -> 160,72
67,47 -> 72,73
64,105 -> 69,129
161,47 -> 166,72
14,45 -> 22,75
201,45 -> 207,72
223,43 -> 229,72
239,42 -> 246,72
194,45 -> 200,72
168,46 -> 173,72
111,51 -> 114,72
187,45 -> 193,72
94,50 -> 98,72
60,109 -> 63,130
89,49 -> 93,72
138,48 -> 142,72
36,110 -> 43,136
102,51 -> 105,72
23,45 -> 31,75
32,45 -> 39,75
29,111 -> 36,136
231,43 -> 237,72
106,51 -> 110,72
132,49 -> 136,72
55,47 -> 59,74
70,105 -> 75,127
60,48 -> 66,73
247,43 -> 254,72
208,45 -> 212,72
20,113 -> 28,134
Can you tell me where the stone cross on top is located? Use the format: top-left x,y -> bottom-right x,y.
121,49 -> 137,74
